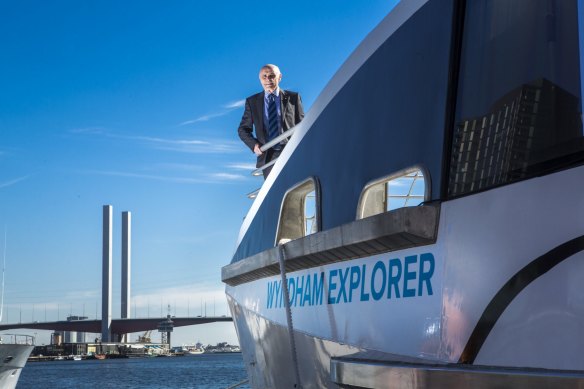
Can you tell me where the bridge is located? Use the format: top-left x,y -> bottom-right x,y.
0,207 -> 234,343
0,316 -> 233,340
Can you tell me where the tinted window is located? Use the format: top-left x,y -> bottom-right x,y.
448,0 -> 584,197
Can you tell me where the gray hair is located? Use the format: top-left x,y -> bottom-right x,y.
260,64 -> 281,76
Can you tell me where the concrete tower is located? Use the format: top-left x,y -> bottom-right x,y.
121,211 -> 131,342
101,205 -> 113,342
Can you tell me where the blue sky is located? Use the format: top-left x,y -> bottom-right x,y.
0,0 -> 399,346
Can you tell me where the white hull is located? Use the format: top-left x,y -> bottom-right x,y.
226,165 -> 584,387
224,0 -> 584,386
0,344 -> 34,389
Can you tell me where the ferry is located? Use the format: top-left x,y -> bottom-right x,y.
222,0 -> 584,387
179,343 -> 205,355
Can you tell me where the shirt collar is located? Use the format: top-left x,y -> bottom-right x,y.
264,87 -> 280,98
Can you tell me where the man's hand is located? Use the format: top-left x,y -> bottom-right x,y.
253,144 -> 263,156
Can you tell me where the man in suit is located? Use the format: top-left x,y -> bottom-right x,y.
238,64 -> 304,179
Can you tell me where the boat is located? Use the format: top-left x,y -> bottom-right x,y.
0,235 -> 34,388
204,342 -> 239,354
0,335 -> 34,389
175,343 -> 205,355
222,0 -> 584,387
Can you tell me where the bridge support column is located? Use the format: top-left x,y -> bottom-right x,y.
101,205 -> 112,342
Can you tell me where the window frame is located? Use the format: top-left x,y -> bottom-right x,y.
356,165 -> 431,220
275,176 -> 321,246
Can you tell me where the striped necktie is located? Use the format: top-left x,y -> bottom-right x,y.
267,93 -> 279,144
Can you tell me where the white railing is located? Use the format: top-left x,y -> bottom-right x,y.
248,127 -> 296,198
0,333 -> 35,345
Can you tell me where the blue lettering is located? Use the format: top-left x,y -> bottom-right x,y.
276,280 -> 282,308
337,267 -> 350,304
349,266 -> 360,302
288,277 -> 296,306
267,281 -> 275,308
371,261 -> 386,301
418,253 -> 434,296
313,272 -> 324,305
303,274 -> 312,306
388,258 -> 402,299
266,253 -> 436,308
295,276 -> 304,307
360,264 -> 370,302
403,255 -> 417,298
328,269 -> 338,304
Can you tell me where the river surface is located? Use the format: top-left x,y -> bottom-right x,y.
18,353 -> 250,389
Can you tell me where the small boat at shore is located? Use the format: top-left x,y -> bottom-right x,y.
177,342 -> 205,355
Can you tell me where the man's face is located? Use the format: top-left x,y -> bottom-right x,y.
259,67 -> 282,93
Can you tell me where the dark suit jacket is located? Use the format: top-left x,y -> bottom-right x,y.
238,89 -> 304,167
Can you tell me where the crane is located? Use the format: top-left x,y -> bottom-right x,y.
138,330 -> 152,343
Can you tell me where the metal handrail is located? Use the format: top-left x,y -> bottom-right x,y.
0,333 -> 35,345
251,158 -> 277,177
259,127 -> 295,153
247,188 -> 260,199
250,127 -> 296,177
246,127 -> 297,198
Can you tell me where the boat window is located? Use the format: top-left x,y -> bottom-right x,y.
304,190 -> 317,236
276,178 -> 320,245
357,168 -> 427,220
448,0 -> 584,198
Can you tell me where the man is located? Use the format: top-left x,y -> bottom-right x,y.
238,64 -> 304,179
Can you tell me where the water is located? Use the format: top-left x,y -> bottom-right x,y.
17,353 -> 250,389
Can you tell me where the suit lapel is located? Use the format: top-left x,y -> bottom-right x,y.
254,92 -> 265,134
280,89 -> 288,129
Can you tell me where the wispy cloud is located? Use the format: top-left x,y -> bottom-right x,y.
62,289 -> 100,301
224,99 -> 245,109
128,135 -> 209,146
155,163 -> 203,172
227,162 -> 256,171
0,175 -> 29,189
207,173 -> 246,181
71,129 -> 240,154
86,170 -> 207,184
83,169 -> 249,184
180,112 -> 226,125
180,99 -> 246,126
150,139 -> 240,154
131,284 -> 228,314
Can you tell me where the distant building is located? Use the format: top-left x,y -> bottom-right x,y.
64,315 -> 88,343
